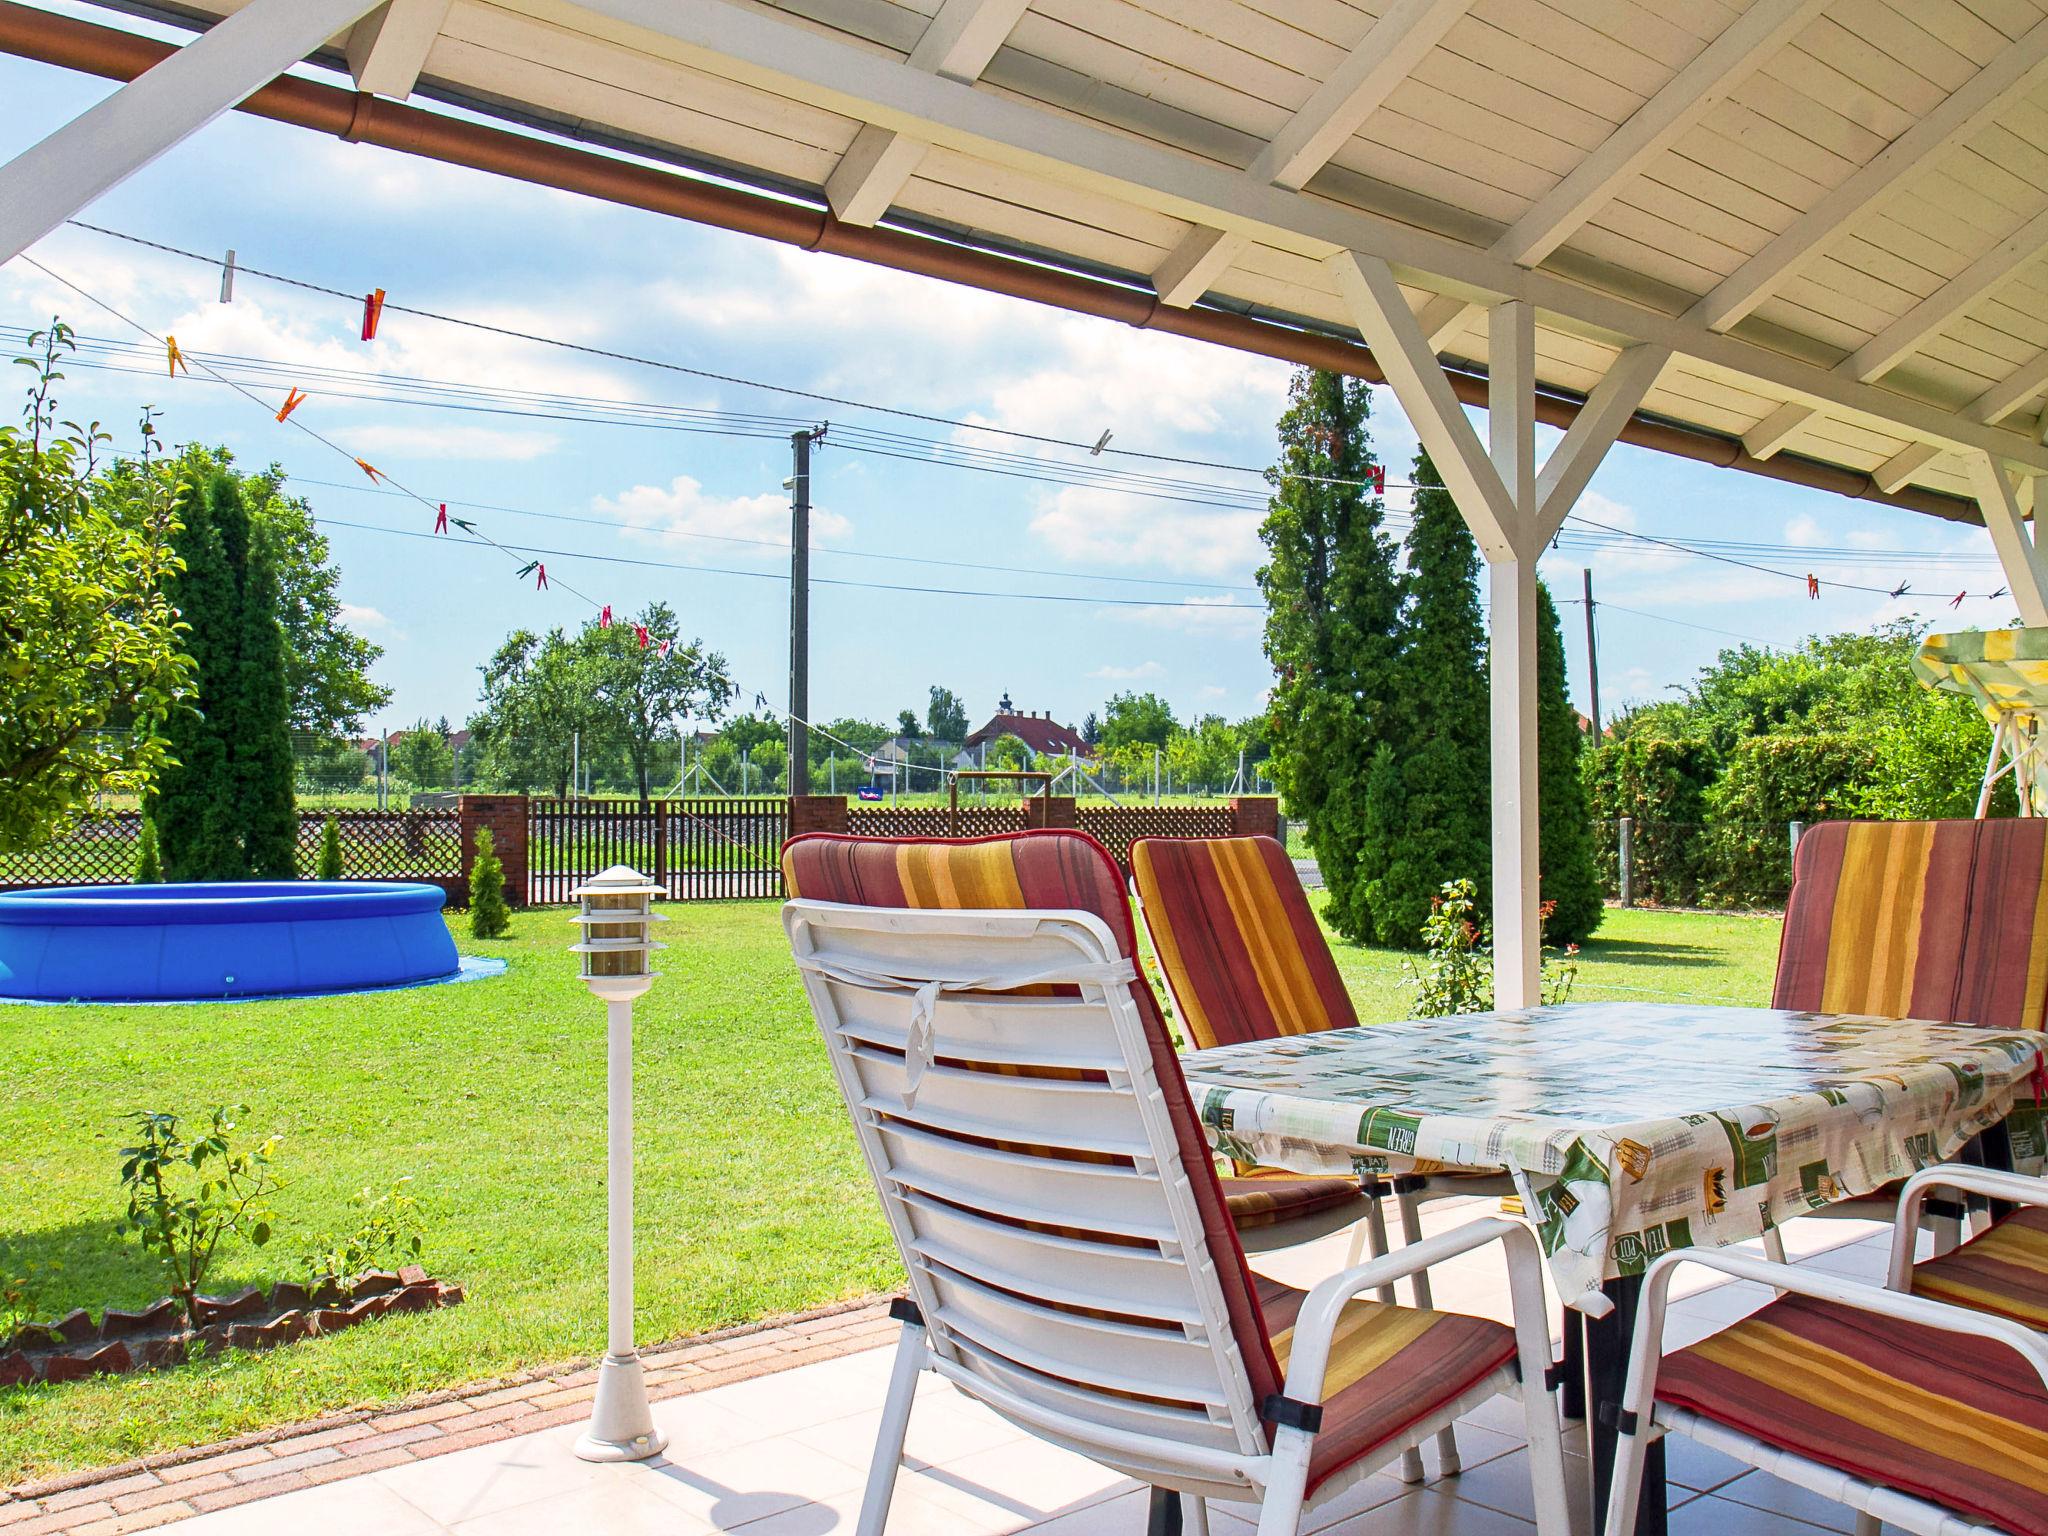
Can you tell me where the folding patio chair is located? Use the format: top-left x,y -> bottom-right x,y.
782,829 -> 1573,1536
1604,1163 -> 2048,1536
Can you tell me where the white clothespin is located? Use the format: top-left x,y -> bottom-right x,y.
1091,429 -> 1112,456
220,250 -> 236,304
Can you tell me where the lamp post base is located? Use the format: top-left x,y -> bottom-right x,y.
573,1353 -> 669,1462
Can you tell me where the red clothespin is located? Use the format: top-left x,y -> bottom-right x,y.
635,625 -> 650,649
361,288 -> 386,342
355,458 -> 383,484
166,336 -> 188,378
1951,591 -> 1968,608
1805,573 -> 1819,600
277,387 -> 307,423
599,605 -> 612,629
1369,464 -> 1386,495
434,504 -> 448,535
657,639 -> 672,658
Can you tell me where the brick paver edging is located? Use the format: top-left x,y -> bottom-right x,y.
0,1295 -> 896,1536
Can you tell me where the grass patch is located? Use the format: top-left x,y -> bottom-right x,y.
0,898 -> 1778,1484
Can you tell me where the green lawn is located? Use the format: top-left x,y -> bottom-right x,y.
0,898 -> 1780,1486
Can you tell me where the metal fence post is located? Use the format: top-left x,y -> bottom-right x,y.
1788,820 -> 1804,864
1618,816 -> 1634,908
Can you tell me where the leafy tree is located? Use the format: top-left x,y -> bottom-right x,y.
896,710 -> 922,738
1536,582 -> 1603,944
1357,448 -> 1491,946
391,719 -> 455,789
580,604 -> 733,807
152,458 -> 297,880
1164,715 -> 1243,790
300,736 -> 368,793
0,323 -> 191,850
1101,691 -> 1178,751
984,733 -> 1032,770
469,828 -> 510,938
720,712 -> 782,755
469,628 -> 593,796
927,686 -> 969,742
1256,368 -> 1403,940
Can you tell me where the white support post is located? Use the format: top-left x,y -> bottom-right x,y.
0,0 -> 385,266
1971,451 -> 2048,626
1489,300 -> 1541,1010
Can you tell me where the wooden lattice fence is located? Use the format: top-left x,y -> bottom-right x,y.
1077,804 -> 1238,871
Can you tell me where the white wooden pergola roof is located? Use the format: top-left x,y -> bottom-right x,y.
75,0 -> 2048,509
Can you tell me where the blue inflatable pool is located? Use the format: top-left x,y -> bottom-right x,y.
0,882 -> 461,1002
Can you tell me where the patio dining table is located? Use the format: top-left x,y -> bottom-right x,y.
1178,1000 -> 2048,1536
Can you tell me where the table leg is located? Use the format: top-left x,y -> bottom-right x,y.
1146,1487 -> 1183,1536
1585,1276 -> 1666,1536
1559,1309 -> 1586,1421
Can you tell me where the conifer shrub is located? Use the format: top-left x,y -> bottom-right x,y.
135,818 -> 162,883
317,815 -> 343,880
469,828 -> 510,939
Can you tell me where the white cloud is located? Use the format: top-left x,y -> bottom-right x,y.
594,473 -> 851,561
1028,486 -> 1262,578
1110,593 -> 1264,635
339,602 -> 392,630
1089,660 -> 1164,680
345,423 -> 560,461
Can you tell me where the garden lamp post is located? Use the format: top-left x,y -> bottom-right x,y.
569,865 -> 668,1462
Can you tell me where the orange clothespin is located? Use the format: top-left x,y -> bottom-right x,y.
166,336 -> 188,377
361,288 -> 386,342
1805,573 -> 1819,600
277,387 -> 307,423
354,458 -> 383,484
434,504 -> 448,535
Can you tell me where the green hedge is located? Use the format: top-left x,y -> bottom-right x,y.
1580,735 -> 1714,905
1697,733 -> 1874,907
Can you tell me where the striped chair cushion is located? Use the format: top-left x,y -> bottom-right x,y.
1131,835 -> 1357,1051
1221,1173 -> 1366,1232
1255,1276 -> 1517,1492
1956,818 -> 2048,1033
1772,821 -> 1974,1021
1911,1205 -> 2048,1332
1655,1293 -> 2048,1534
782,831 -> 1288,1417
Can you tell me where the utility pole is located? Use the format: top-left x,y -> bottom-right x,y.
787,426 -> 824,796
1582,567 -> 1602,742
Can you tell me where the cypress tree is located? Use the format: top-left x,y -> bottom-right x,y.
134,819 -> 162,884
151,462 -> 297,881
1257,369 -> 1403,942
1537,582 -> 1603,944
1359,449 -> 1492,946
469,828 -> 510,939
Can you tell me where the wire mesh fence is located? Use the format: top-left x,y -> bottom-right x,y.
1603,818 -> 1803,911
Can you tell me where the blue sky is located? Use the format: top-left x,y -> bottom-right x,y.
0,12 -> 2017,741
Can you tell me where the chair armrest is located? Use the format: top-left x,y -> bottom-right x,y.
1887,1163 -> 2048,1288
1280,1217 -> 1533,1403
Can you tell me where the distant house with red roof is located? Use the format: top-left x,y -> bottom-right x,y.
962,693 -> 1094,761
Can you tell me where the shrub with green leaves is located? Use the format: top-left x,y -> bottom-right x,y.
1404,879 -> 1578,1017
115,1107 -> 283,1325
135,818 -> 162,884
303,1178 -> 424,1283
469,827 -> 510,939
316,815 -> 343,880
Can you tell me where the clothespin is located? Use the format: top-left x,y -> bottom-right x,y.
354,458 -> 383,484
1993,587 -> 2009,601
657,639 -> 672,658
635,625 -> 650,649
1805,573 -> 1820,600
219,250 -> 236,304
1369,464 -> 1386,495
277,387 -> 307,423
514,560 -> 538,581
450,517 -> 477,534
754,692 -> 768,710
433,504 -> 448,535
166,336 -> 188,378
599,605 -> 612,628
535,563 -> 548,590
1890,582 -> 1910,599
1091,430 -> 1113,456
1951,591 -> 1967,608
361,288 -> 386,342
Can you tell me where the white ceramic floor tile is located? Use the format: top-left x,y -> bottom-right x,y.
448,1473 -> 719,1536
790,1395 -> 1028,1473
722,1467 -> 1024,1536
174,1475 -> 450,1536
373,1425 -> 616,1526
639,1434 -> 873,1528
924,1434 -> 1136,1521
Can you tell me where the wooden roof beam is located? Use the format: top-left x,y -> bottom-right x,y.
1493,0 -> 1830,269
1151,0 -> 1472,307
823,0 -> 1029,227
345,0 -> 449,100
568,0 -> 2048,474
1742,402 -> 1816,460
1844,204 -> 2048,382
1969,346 -> 2048,427
1690,16 -> 2048,335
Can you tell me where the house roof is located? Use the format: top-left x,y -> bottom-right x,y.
964,711 -> 1092,758
43,0 -> 2048,522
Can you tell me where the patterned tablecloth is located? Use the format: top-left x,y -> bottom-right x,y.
1180,1002 -> 2047,1311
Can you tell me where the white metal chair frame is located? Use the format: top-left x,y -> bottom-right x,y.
1604,1164 -> 2048,1536
785,898 -> 1573,1536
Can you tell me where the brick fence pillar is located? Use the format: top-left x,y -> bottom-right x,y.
786,795 -> 850,840
459,794 -> 529,907
1230,797 -> 1281,842
1026,796 -> 1079,830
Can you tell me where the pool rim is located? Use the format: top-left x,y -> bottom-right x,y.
0,880 -> 448,926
